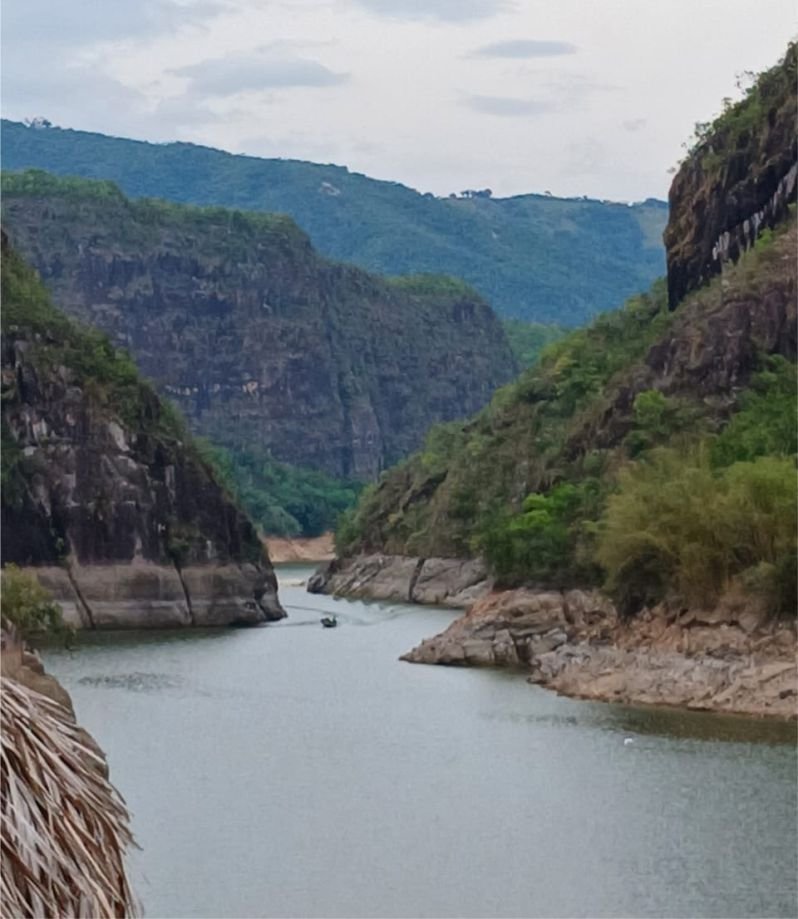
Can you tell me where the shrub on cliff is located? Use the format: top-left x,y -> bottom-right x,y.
479,481 -> 604,587
711,356 -> 797,466
0,565 -> 67,637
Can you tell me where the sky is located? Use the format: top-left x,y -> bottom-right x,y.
2,0 -> 795,201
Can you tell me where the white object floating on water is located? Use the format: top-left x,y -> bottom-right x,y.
623,737 -> 635,746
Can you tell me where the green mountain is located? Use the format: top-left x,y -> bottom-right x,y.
1,170 -> 515,489
335,43 -> 798,619
1,119 -> 667,326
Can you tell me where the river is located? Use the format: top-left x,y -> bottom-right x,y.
43,565 -> 797,918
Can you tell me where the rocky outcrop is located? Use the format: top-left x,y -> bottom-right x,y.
1,237 -> 284,627
308,553 -> 492,607
2,174 -> 516,479
402,589 -> 798,719
566,221 -> 797,455
664,43 -> 797,307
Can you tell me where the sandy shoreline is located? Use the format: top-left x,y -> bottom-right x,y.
264,532 -> 336,564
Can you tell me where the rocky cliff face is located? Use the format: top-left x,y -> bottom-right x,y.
1,236 -> 283,627
565,223 -> 797,457
664,42 -> 797,307
1,175 -> 517,479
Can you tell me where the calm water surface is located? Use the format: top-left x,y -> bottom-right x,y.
44,565 -> 797,918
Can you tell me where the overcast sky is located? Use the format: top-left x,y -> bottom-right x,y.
2,0 -> 794,201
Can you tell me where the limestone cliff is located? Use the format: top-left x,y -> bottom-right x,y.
664,42 -> 797,307
1,234 -> 284,627
1,174 -> 517,479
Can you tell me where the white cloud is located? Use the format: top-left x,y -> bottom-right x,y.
470,39 -> 577,58
1,0 -> 795,202
173,48 -> 348,95
353,0 -> 512,21
464,95 -> 553,117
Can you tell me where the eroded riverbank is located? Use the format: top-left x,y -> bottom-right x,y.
311,554 -> 798,719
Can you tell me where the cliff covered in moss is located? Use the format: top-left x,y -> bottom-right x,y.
2,173 -> 516,479
1,234 -> 283,627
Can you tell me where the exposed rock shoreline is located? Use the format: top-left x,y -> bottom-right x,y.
308,553 -> 492,607
25,561 -> 284,629
311,555 -> 797,719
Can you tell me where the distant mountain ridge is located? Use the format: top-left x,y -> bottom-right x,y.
1,119 -> 667,326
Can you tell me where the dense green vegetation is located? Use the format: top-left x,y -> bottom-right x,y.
598,353 -> 797,616
502,320 -> 567,368
339,276 -> 675,559
597,449 -> 796,616
0,565 -> 68,638
1,169 -> 305,246
339,217 -> 797,617
1,119 -> 667,325
195,442 -> 361,538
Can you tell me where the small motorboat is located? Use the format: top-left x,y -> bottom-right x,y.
320,615 -> 338,628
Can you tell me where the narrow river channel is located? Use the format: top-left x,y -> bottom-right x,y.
43,565 -> 797,918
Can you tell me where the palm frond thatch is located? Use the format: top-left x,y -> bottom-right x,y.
1,676 -> 137,918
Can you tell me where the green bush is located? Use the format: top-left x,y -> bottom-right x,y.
479,480 -> 603,587
711,356 -> 797,466
596,448 -> 797,615
503,320 -> 566,369
1,565 -> 67,637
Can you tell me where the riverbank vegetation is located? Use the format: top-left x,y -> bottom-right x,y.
196,442 -> 362,538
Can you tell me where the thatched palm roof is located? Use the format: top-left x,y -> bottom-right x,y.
1,676 -> 137,918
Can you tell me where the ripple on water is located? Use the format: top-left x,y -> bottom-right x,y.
77,672 -> 184,693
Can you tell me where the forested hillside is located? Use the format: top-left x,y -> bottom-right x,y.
336,44 -> 798,619
1,119 -> 666,325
